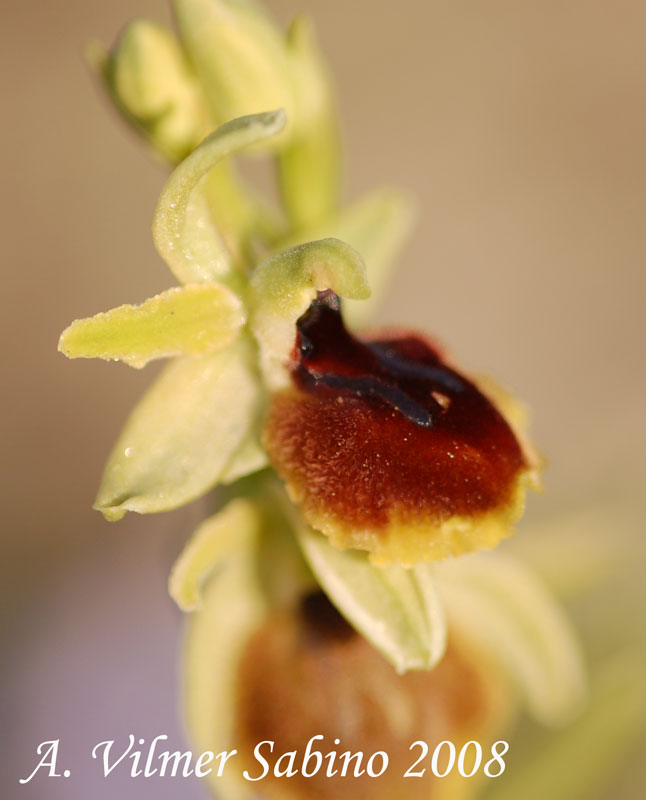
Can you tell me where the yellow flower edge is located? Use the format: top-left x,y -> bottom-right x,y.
287,475 -> 534,568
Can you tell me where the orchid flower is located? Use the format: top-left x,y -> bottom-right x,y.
56,2 -> 646,799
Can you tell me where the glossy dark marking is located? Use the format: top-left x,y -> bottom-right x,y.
294,293 -> 468,427
295,291 -> 476,428
264,291 -> 529,529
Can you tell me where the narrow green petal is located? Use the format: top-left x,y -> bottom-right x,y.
296,524 -> 447,673
153,110 -> 286,285
169,498 -> 261,611
58,284 -> 244,368
249,237 -> 370,389
94,336 -> 262,521
436,552 -> 587,726
481,655 -> 646,800
282,189 -> 415,327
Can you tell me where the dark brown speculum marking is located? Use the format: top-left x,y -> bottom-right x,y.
265,292 -> 528,530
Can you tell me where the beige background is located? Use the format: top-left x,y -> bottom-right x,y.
2,1 -> 645,797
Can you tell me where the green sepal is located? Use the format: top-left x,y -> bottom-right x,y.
249,237 -> 370,389
153,110 -> 286,285
58,283 -> 244,368
94,336 -> 262,521
435,552 -> 587,726
296,524 -> 447,674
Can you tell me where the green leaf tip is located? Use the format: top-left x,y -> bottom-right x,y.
58,283 -> 245,368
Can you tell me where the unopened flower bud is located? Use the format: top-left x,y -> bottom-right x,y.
100,19 -> 213,162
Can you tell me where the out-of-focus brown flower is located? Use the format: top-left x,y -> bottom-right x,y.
174,497 -> 588,800
234,590 -> 513,800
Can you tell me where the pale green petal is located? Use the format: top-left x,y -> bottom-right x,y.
296,524 -> 447,674
153,110 -> 286,285
180,498 -> 264,800
173,0 -> 296,146
58,284 -> 244,368
482,655 -> 646,800
283,189 -> 415,327
169,498 -> 261,611
435,552 -> 587,726
249,237 -> 370,389
94,336 -> 262,520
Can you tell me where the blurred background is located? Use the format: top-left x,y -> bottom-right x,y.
2,0 -> 645,797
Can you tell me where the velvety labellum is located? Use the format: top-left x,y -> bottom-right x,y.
265,291 -> 529,546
